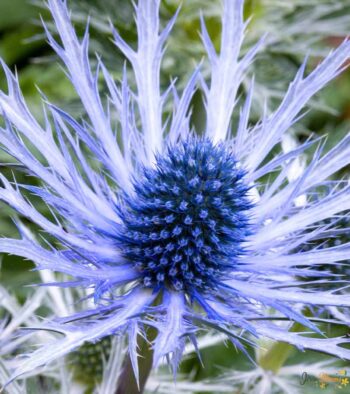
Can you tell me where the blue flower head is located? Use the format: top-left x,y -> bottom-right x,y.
118,138 -> 253,292
1,0 -> 350,385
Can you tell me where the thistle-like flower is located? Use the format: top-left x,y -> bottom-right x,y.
1,0 -> 350,388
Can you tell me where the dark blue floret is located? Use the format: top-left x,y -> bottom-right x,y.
117,138 -> 253,292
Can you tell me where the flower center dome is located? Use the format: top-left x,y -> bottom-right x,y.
118,138 -> 252,291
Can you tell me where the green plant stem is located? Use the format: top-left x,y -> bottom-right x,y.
258,340 -> 295,374
259,322 -> 303,373
115,329 -> 155,394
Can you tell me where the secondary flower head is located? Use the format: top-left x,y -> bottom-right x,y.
1,0 -> 350,385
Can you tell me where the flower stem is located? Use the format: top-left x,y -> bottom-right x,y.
115,329 -> 155,394
258,322 -> 303,373
258,340 -> 295,374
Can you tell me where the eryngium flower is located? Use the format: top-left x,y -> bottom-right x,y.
1,0 -> 350,383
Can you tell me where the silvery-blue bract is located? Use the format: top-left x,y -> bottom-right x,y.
1,0 -> 350,383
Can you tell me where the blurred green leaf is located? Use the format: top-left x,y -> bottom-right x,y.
0,0 -> 38,30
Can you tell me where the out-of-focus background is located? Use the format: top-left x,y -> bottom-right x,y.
1,1 -> 350,393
